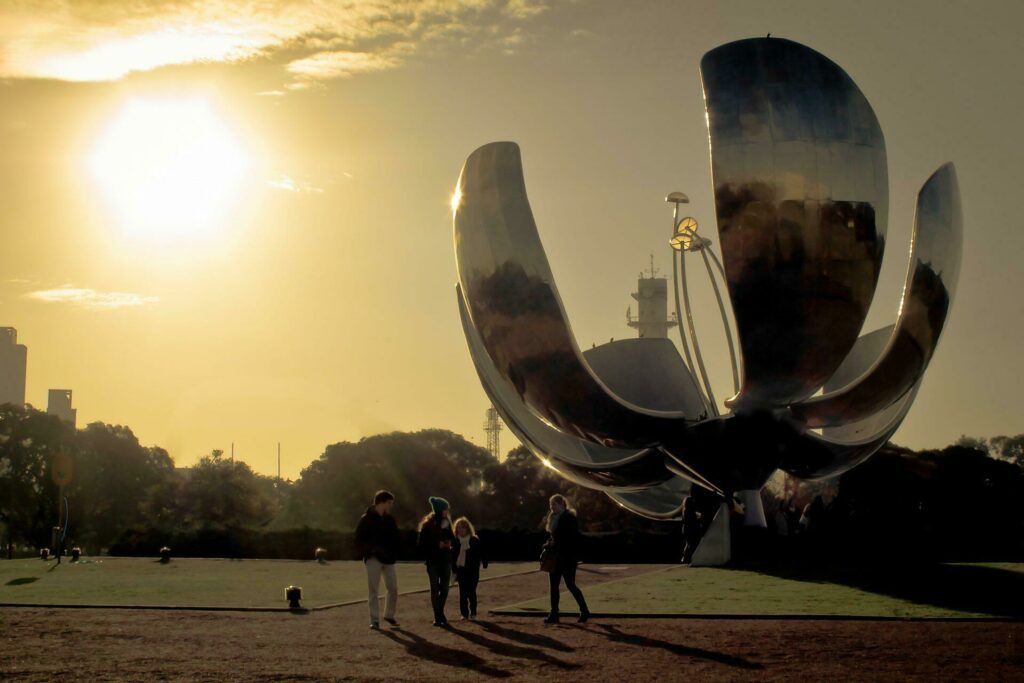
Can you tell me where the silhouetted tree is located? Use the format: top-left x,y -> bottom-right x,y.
281,430 -> 492,530
70,423 -> 176,549
0,404 -> 73,547
176,453 -> 277,529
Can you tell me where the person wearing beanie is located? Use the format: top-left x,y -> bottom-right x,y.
417,495 -> 456,626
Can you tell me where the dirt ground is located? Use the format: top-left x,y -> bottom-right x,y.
3,565 -> 1023,681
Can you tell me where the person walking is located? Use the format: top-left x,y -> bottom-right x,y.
681,495 -> 703,565
418,496 -> 456,626
452,516 -> 487,620
355,490 -> 401,630
543,494 -> 590,624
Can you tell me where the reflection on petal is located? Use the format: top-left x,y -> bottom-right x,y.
607,476 -> 692,520
457,285 -> 674,490
791,163 -> 962,427
780,382 -> 920,480
582,338 -> 706,415
701,38 -> 888,408
454,142 -> 694,449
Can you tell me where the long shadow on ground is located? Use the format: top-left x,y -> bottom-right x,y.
379,628 -> 511,678
569,623 -> 763,670
446,623 -> 580,670
743,562 -> 1024,618
5,577 -> 39,586
477,620 -> 575,653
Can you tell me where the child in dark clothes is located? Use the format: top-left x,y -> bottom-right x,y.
452,517 -> 487,619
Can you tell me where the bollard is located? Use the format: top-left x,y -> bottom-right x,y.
159,546 -> 171,564
71,547 -> 81,562
286,585 -> 302,609
40,548 -> 49,560
315,547 -> 327,563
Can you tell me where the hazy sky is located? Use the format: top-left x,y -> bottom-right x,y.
1,0 -> 1021,478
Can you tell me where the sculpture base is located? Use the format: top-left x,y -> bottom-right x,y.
690,490 -> 766,567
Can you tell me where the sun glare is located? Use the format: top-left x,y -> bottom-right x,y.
87,98 -> 249,244
450,183 -> 463,214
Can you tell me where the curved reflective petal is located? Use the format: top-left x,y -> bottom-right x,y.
791,163 -> 962,427
820,324 -> 912,443
607,476 -> 692,520
701,38 -> 888,408
582,338 -> 707,415
454,142 -> 695,449
780,382 -> 920,480
821,325 -> 896,395
457,285 -> 674,490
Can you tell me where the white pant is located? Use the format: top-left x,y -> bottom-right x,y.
365,557 -> 398,623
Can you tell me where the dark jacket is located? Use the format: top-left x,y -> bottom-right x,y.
546,510 -> 582,566
355,506 -> 400,564
417,515 -> 456,567
452,535 -> 487,579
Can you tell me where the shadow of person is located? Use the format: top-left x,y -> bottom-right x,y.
445,624 -> 581,670
476,619 -> 575,652
745,562 -> 1024,618
5,577 -> 39,586
378,628 -> 512,679
574,624 -> 763,670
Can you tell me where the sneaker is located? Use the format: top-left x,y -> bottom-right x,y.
369,622 -> 380,630
543,615 -> 560,624
469,613 -> 476,620
459,616 -> 468,621
577,611 -> 590,623
383,617 -> 399,627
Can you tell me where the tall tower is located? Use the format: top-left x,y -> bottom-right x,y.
626,256 -> 678,339
0,328 -> 27,406
483,406 -> 502,461
47,389 -> 76,427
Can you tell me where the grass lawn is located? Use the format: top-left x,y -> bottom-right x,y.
498,562 -> 1024,619
0,557 -> 534,609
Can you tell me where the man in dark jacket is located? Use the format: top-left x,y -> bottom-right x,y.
355,490 -> 400,630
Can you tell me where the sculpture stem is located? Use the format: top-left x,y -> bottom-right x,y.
679,250 -> 718,416
701,247 -> 740,396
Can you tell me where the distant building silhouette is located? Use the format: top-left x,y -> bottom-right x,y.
0,328 -> 27,406
626,258 -> 678,339
47,389 -> 76,427
483,406 -> 502,461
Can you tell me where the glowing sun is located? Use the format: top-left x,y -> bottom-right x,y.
87,98 -> 249,243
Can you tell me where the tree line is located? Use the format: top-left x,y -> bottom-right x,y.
2,401 -> 1022,560
0,404 -> 647,554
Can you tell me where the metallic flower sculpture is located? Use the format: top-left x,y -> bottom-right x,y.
452,37 -> 962,519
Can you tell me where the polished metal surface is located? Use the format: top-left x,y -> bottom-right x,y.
608,476 -> 691,520
791,163 -> 962,427
452,37 -> 963,518
457,284 -> 676,490
581,338 -> 706,415
453,142 -> 696,448
702,37 -> 888,409
781,383 -> 920,480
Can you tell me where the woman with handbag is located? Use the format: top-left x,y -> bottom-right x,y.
541,494 -> 590,624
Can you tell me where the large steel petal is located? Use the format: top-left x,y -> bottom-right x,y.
607,476 -> 692,521
582,338 -> 707,415
457,285 -> 674,490
780,382 -> 920,480
454,142 -> 695,448
791,163 -> 962,427
701,38 -> 888,408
